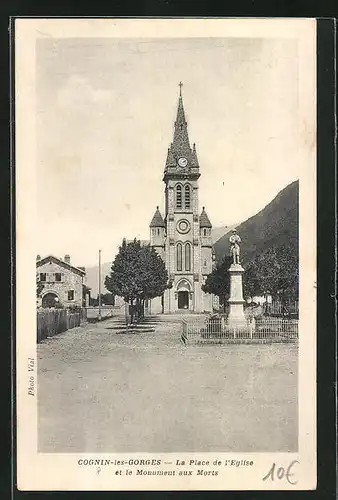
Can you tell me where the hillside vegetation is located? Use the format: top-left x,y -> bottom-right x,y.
214,180 -> 299,299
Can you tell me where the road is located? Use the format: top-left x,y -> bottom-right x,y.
38,315 -> 298,453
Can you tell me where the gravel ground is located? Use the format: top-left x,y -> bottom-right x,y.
37,315 -> 298,453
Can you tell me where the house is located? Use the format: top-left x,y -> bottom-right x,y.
36,254 -> 86,308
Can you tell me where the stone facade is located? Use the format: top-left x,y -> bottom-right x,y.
149,86 -> 216,314
227,263 -> 246,326
36,255 -> 86,307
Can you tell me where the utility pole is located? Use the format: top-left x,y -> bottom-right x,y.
98,249 -> 102,321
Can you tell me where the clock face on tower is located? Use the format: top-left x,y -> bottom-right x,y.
178,157 -> 188,167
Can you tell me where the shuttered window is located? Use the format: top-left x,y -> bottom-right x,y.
176,185 -> 182,209
184,185 -> 191,209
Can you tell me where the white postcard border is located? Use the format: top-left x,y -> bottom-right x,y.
15,18 -> 316,491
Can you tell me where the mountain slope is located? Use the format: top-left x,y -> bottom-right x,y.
85,262 -> 112,297
211,225 -> 234,244
214,180 -> 299,265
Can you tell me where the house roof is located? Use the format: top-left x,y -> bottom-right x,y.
36,255 -> 86,276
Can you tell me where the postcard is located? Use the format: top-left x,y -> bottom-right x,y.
15,17 -> 316,491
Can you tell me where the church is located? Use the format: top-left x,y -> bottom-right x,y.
147,84 -> 217,314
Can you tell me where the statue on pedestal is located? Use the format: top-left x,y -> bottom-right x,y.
229,229 -> 241,265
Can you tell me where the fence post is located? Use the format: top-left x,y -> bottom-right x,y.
181,320 -> 188,345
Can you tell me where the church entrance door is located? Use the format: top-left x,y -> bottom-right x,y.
178,291 -> 189,310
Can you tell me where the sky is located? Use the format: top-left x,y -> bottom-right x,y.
36,37 -> 299,267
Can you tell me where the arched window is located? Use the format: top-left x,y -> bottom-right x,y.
176,185 -> 182,209
203,228 -> 207,236
185,243 -> 191,271
177,243 -> 183,271
184,185 -> 191,209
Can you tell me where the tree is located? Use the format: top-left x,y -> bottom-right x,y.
98,292 -> 115,305
135,245 -> 168,318
245,244 -> 298,302
243,263 -> 262,299
105,239 -> 168,325
36,273 -> 44,297
202,256 -> 232,312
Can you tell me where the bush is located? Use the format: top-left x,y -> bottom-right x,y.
200,314 -> 223,336
67,305 -> 82,313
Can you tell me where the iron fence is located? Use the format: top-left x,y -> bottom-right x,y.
181,316 -> 298,345
263,300 -> 299,317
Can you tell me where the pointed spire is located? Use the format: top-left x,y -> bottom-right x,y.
191,142 -> 199,167
164,85 -> 200,175
175,93 -> 187,129
150,206 -> 165,228
165,146 -> 176,168
200,206 -> 212,228
172,83 -> 190,156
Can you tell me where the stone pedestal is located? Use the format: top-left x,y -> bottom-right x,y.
227,263 -> 247,327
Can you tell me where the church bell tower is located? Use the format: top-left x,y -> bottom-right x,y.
149,83 -> 214,313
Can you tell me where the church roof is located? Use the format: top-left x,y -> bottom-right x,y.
191,143 -> 199,167
165,84 -> 200,170
200,206 -> 212,228
150,206 -> 165,227
165,147 -> 176,168
172,92 -> 191,156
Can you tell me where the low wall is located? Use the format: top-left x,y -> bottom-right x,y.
85,305 -> 126,321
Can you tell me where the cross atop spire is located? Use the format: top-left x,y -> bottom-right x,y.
179,81 -> 183,97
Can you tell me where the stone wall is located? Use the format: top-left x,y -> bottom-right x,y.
37,260 -> 84,307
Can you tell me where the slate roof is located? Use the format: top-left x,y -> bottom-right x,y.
190,143 -> 199,167
165,88 -> 199,169
200,206 -> 212,228
150,206 -> 165,227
